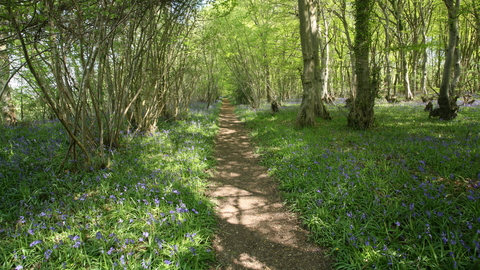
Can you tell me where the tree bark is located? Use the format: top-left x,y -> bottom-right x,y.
0,43 -> 16,125
436,0 -> 461,120
320,11 -> 333,103
347,0 -> 376,129
296,0 -> 330,128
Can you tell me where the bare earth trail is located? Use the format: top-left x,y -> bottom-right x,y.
207,99 -> 332,270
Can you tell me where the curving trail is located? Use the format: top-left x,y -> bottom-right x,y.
208,99 -> 332,270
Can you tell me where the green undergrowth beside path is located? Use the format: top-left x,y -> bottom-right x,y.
236,101 -> 480,270
0,102 -> 220,269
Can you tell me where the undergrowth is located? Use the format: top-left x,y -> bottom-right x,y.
0,102 -> 220,269
236,99 -> 480,270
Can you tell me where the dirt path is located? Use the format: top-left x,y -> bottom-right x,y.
208,99 -> 332,270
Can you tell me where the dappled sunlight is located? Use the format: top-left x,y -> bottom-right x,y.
209,99 -> 331,269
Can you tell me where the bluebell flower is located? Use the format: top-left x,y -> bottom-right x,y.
29,240 -> 42,247
107,247 -> 115,255
69,235 -> 80,241
44,249 -> 52,260
120,255 -> 126,265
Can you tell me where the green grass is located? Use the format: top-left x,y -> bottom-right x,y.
0,102 -> 220,269
236,100 -> 480,270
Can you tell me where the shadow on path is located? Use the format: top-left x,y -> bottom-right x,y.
208,99 -> 332,270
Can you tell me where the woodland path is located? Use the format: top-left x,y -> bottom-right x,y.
207,99 -> 332,270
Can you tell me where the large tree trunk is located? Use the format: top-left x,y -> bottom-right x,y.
1,85 -> 16,125
296,0 -> 330,128
296,0 -> 316,127
0,41 -> 16,125
348,0 -> 376,129
436,0 -> 461,120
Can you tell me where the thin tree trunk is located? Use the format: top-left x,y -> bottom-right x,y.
391,0 -> 414,100
420,33 -> 429,96
333,0 -> 356,98
320,11 -> 333,103
379,2 -> 393,100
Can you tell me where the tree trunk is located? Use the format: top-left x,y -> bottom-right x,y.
379,2 -> 393,100
296,0 -> 330,128
436,0 -> 461,120
0,41 -> 16,125
320,11 -> 333,103
390,0 -> 414,100
296,0 -> 316,127
1,85 -> 16,125
420,33 -> 429,96
347,0 -> 376,129
333,0 -> 356,99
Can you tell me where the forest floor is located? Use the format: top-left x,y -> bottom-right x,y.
207,99 -> 332,270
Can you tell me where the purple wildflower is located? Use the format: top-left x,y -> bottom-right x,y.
44,249 -> 52,260
107,247 -> 115,255
29,240 -> 42,247
120,255 -> 126,265
142,260 -> 150,269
